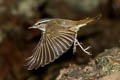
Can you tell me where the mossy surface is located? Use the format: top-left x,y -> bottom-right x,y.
56,48 -> 120,80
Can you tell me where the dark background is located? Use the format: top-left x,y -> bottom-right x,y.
0,0 -> 120,80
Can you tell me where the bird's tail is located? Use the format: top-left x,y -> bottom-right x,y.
69,14 -> 101,31
76,14 -> 102,29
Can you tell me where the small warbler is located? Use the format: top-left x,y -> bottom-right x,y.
26,16 -> 99,70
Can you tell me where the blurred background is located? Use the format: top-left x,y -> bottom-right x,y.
0,0 -> 120,80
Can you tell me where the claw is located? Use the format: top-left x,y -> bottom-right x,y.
84,46 -> 91,51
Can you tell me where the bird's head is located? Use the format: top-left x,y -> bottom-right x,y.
29,19 -> 53,32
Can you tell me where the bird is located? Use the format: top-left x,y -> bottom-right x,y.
26,16 -> 99,70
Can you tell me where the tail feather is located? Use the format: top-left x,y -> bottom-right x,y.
78,14 -> 102,25
71,14 -> 102,31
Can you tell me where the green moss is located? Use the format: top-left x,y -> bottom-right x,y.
95,48 -> 120,75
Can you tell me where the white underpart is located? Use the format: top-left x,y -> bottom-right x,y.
40,27 -> 46,32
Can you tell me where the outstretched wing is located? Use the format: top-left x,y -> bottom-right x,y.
26,30 -> 76,70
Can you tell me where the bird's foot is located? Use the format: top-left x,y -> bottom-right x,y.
74,39 -> 92,55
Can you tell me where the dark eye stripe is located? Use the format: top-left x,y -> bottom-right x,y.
35,19 -> 53,26
38,19 -> 52,24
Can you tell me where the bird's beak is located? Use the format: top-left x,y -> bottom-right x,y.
28,26 -> 37,29
28,27 -> 33,29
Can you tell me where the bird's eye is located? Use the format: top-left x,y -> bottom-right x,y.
35,23 -> 41,26
37,23 -> 41,25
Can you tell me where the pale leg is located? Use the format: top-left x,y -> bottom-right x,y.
76,39 -> 92,55
73,33 -> 92,55
73,33 -> 77,53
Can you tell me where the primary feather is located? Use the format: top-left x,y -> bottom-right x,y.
26,29 -> 76,70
